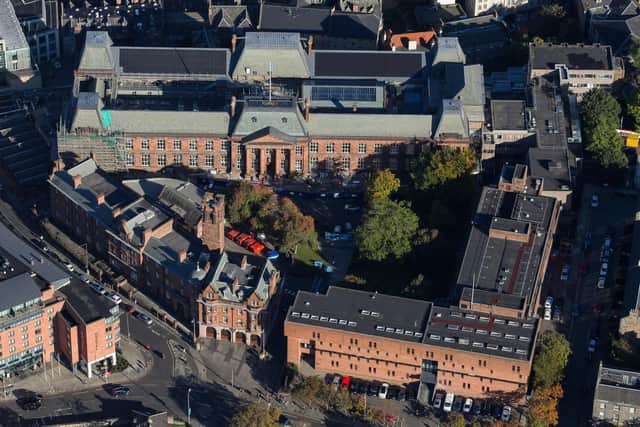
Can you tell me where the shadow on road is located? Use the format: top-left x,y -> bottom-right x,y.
170,374 -> 242,426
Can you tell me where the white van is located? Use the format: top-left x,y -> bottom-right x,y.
443,392 -> 455,412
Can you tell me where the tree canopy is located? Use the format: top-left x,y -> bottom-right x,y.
529,384 -> 563,427
366,169 -> 400,203
355,198 -> 419,261
579,88 -> 626,169
442,413 -> 466,427
532,330 -> 571,389
227,182 -> 317,257
410,147 -> 475,193
540,2 -> 566,18
229,403 -> 281,427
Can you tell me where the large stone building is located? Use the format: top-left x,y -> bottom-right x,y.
49,158 -> 281,347
285,286 -> 539,403
59,31 -> 484,178
593,363 -> 640,424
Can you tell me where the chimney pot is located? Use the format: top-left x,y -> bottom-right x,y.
232,276 -> 240,293
241,255 -> 248,269
112,207 -> 121,219
304,97 -> 311,122
72,175 -> 82,189
179,248 -> 187,263
96,192 -> 105,205
203,260 -> 211,272
307,35 -> 314,56
231,34 -> 237,53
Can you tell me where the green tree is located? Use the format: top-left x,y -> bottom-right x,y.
587,121 -> 627,169
410,147 -> 475,193
227,181 -> 272,225
628,89 -> 640,132
366,169 -> 400,203
533,330 -> 572,388
611,334 -> 640,369
355,198 -> 419,261
532,36 -> 545,46
579,88 -> 621,133
631,43 -> 640,68
229,403 -> 281,427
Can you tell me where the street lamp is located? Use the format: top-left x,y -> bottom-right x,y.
187,387 -> 192,425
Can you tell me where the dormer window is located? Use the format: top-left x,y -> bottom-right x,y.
208,292 -> 213,299
252,300 -> 258,307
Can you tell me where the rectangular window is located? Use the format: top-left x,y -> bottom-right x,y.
374,144 -> 383,153
157,139 -> 166,150
189,155 -> 198,167
295,146 -> 303,156
221,156 -> 228,168
390,145 -> 399,154
295,159 -> 303,172
342,158 -> 350,170
310,157 -> 318,169
173,154 -> 182,165
326,143 -> 335,153
141,139 -> 149,150
125,139 -> 133,150
221,141 -> 230,151
358,143 -> 366,154
141,154 -> 150,167
173,140 -> 182,151
357,158 -> 366,169
310,142 -> 318,153
342,143 -> 351,153
157,154 -> 166,167
189,139 -> 197,150
205,155 -> 214,168
373,158 -> 381,169
236,159 -> 242,169
205,140 -> 214,151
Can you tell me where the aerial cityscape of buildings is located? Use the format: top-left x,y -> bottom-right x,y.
2,0 -> 640,425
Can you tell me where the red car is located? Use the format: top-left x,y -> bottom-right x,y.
249,242 -> 265,255
227,230 -> 240,240
242,238 -> 257,248
235,234 -> 251,245
579,259 -> 588,274
340,376 -> 351,391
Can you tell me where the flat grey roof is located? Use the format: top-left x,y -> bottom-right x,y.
491,100 -> 527,130
0,273 -> 42,313
117,47 -> 229,76
59,279 -> 116,323
530,44 -> 613,70
596,364 -> 640,407
457,188 -> 555,310
287,286 -> 538,360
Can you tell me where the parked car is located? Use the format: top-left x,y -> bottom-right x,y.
80,274 -> 91,283
501,406 -> 512,421
106,293 -> 122,305
32,238 -> 48,252
452,396 -> 464,412
17,396 -> 42,410
112,386 -> 130,397
601,248 -> 611,262
544,307 -> 552,320
367,382 -> 380,397
443,392 -> 454,412
174,344 -> 187,353
600,263 -> 609,277
349,380 -> 360,394
472,400 -> 482,416
588,338 -> 597,353
553,307 -> 562,321
545,296 -> 553,309
89,283 -> 107,295
331,375 -> 341,391
591,194 -> 599,208
463,398 -> 473,413
604,236 -> 612,248
65,262 -> 74,272
396,388 -> 406,401
153,350 -> 164,359
597,277 -> 606,289
560,265 -> 570,281
432,392 -> 444,409
387,386 -> 399,400
378,383 -> 389,399
340,376 -> 351,391
357,381 -> 368,395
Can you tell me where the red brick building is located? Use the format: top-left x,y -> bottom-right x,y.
285,287 -> 538,403
49,159 -> 281,347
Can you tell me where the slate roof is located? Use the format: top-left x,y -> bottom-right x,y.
233,98 -> 307,137
210,5 -> 254,29
258,4 -> 380,41
232,32 -> 311,79
287,286 -> 537,360
307,113 -> 432,138
0,273 -> 42,313
0,0 -> 29,51
207,251 -> 273,303
431,37 -> 466,68
143,231 -> 208,284
434,99 -> 469,138
117,47 -> 229,77
78,31 -> 114,71
595,364 -> 640,407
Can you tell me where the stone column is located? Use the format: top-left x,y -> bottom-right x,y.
274,148 -> 281,176
244,146 -> 252,178
259,148 -> 267,177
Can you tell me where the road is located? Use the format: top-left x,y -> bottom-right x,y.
558,186 -> 637,426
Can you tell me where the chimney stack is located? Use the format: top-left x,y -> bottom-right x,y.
72,175 -> 82,189
307,35 -> 313,56
304,97 -> 311,122
203,260 -> 211,273
231,34 -> 237,54
52,158 -> 65,173
96,192 -> 105,205
112,207 -> 121,219
142,228 -> 153,246
232,276 -> 240,294
179,248 -> 187,263
230,96 -> 237,117
241,255 -> 248,269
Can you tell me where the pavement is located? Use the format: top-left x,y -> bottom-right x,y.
557,185 -> 638,426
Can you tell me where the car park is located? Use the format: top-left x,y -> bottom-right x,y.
378,383 -> 389,399
443,392 -> 454,412
433,392 -> 444,409
560,265 -> 570,281
502,406 -> 512,421
463,398 -> 473,413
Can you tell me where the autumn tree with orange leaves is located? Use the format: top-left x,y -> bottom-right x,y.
529,384 -> 563,427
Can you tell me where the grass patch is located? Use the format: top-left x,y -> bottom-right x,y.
295,243 -> 327,267
340,258 -> 414,297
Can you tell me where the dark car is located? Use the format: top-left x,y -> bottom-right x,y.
357,381 -> 368,395
110,386 -> 130,397
472,400 -> 482,416
452,396 -> 464,412
31,238 -> 48,252
397,388 -> 406,401
387,387 -> 399,400
153,350 -> 164,359
367,382 -> 380,397
349,380 -> 360,394
492,403 -> 503,418
17,396 -> 42,410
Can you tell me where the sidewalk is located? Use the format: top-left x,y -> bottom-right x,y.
3,337 -> 153,399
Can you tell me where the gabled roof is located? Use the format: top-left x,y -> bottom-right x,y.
232,98 -> 307,137
0,0 -> 29,52
431,37 -> 466,67
211,5 -> 253,29
79,31 -> 114,71
258,4 -> 380,41
434,99 -> 469,138
232,32 -> 311,79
